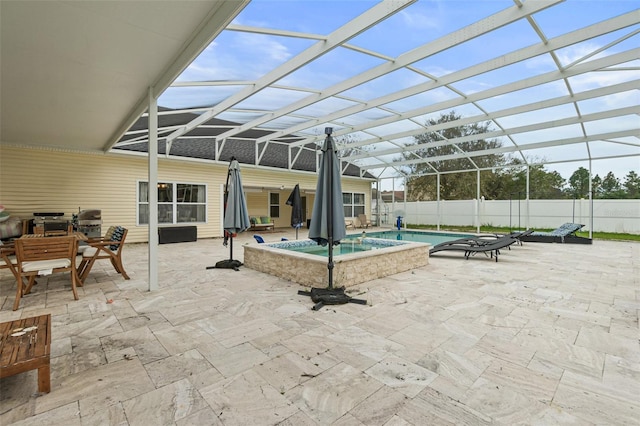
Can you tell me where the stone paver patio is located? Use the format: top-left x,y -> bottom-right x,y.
1,228 -> 638,425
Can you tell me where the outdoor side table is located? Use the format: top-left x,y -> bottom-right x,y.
0,314 -> 51,393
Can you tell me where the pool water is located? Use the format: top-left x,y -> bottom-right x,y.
267,238 -> 406,257
345,230 -> 472,246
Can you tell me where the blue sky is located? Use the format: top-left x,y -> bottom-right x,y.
159,0 -> 639,188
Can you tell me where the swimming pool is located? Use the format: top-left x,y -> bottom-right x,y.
276,238 -> 406,257
243,237 -> 430,288
347,230 -> 472,246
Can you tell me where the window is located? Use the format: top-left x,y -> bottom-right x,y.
343,192 -> 365,217
269,192 -> 280,218
138,181 -> 207,225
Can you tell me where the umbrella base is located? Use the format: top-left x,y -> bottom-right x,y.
298,287 -> 367,311
206,259 -> 243,271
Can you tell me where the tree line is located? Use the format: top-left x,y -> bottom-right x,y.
395,111 -> 639,201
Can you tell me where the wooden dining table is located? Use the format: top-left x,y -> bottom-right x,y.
20,231 -> 88,241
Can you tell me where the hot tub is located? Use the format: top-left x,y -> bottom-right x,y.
243,238 -> 430,288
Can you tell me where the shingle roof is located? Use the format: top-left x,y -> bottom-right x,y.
114,108 -> 373,178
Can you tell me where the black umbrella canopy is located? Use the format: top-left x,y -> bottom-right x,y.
286,184 -> 304,228
286,183 -> 304,239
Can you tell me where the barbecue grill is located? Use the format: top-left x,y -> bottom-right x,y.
33,212 -> 69,234
77,209 -> 102,237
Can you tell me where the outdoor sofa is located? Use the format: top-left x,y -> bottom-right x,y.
250,216 -> 275,231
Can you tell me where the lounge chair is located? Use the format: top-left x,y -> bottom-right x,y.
471,229 -> 533,246
357,214 -> 372,229
253,235 -> 287,244
431,230 -> 532,251
519,223 -> 592,244
429,235 -> 517,262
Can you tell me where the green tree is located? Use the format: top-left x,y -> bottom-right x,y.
335,133 -> 367,158
499,160 -> 566,200
591,174 -> 602,198
623,170 -> 640,198
400,111 -> 503,200
601,171 -> 621,197
567,167 -> 590,198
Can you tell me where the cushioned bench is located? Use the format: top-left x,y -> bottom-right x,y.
250,216 -> 275,231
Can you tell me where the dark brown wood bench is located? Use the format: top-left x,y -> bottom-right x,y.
0,314 -> 51,393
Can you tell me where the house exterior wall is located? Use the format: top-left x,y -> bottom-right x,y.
0,146 -> 373,242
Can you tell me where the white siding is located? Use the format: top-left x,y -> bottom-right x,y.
0,146 -> 373,242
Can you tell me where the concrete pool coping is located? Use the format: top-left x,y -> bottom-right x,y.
243,237 -> 431,288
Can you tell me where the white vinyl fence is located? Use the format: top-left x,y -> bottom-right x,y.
374,199 -> 640,234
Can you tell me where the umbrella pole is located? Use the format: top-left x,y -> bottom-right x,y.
207,158 -> 243,271
297,130 -> 367,309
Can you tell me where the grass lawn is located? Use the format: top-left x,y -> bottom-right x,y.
407,224 -> 640,242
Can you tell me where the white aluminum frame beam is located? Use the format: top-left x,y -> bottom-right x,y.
250,0 -> 564,146
164,0 -> 416,143
346,104 -> 640,162
362,128 -> 639,170
279,10 -> 638,148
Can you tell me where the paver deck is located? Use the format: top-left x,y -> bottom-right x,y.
1,228 -> 638,425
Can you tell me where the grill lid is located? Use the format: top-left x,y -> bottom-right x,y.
78,209 -> 101,220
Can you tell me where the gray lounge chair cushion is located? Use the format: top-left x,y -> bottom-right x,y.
530,223 -> 583,237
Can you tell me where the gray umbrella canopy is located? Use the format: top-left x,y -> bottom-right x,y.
223,159 -> 251,235
309,133 -> 346,247
286,183 -> 304,240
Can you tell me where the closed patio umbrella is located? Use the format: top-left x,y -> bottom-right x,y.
308,132 -> 346,251
301,128 -> 366,309
286,184 -> 304,240
207,158 -> 250,271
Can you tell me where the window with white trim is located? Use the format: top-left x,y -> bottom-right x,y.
343,192 -> 365,217
138,181 -> 207,225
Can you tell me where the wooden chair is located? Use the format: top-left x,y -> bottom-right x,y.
13,235 -> 80,311
2,242 -> 37,304
1,243 -> 20,285
77,226 -> 130,281
357,214 -> 372,229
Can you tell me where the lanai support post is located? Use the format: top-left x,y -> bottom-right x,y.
437,173 -> 441,231
148,88 -> 159,291
526,166 -> 530,231
588,160 -> 593,239
476,169 -> 481,233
